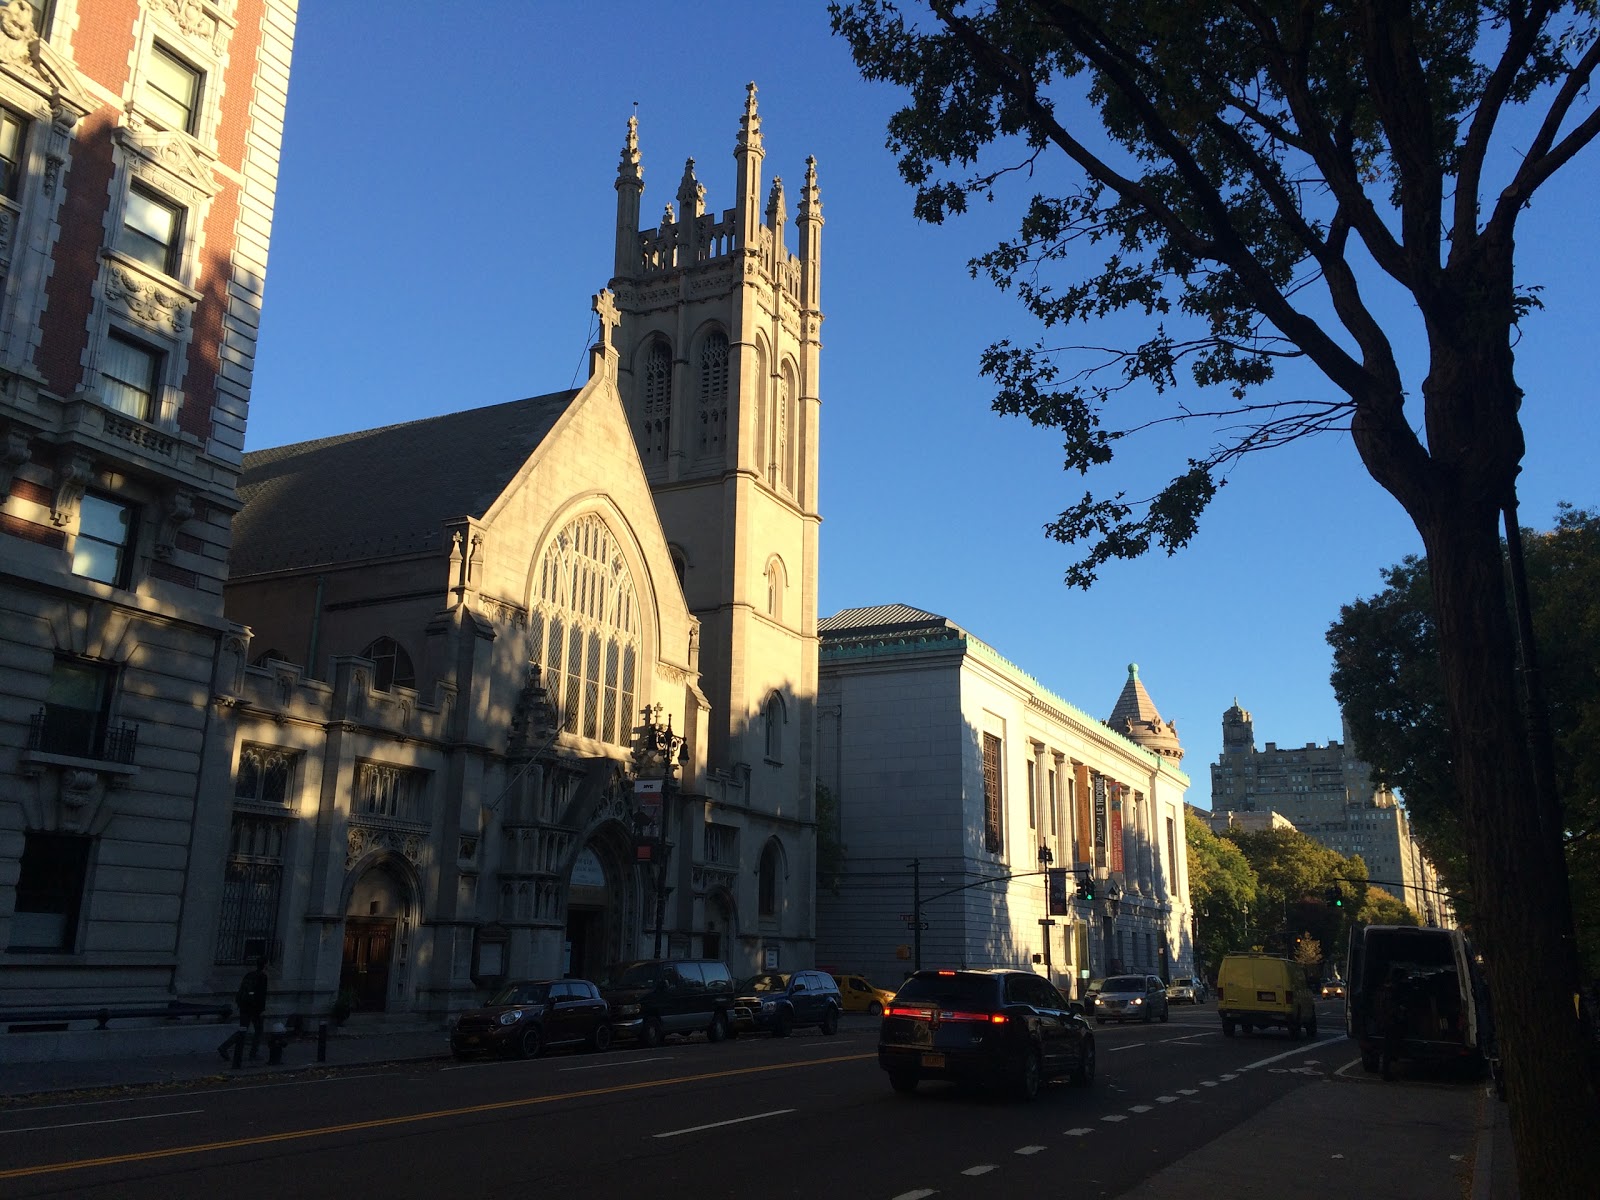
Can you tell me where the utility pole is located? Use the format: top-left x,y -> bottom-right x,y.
910,858 -> 922,972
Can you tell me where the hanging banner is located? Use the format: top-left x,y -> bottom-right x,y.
634,778 -> 664,850
1110,785 -> 1125,874
1092,774 -> 1107,868
1048,867 -> 1070,916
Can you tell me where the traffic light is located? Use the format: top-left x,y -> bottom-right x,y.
1080,873 -> 1096,902
1325,885 -> 1344,908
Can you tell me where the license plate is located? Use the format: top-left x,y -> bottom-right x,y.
1257,991 -> 1277,1002
463,1036 -> 479,1045
921,1053 -> 945,1068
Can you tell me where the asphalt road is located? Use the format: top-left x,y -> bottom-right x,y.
0,1000 -> 1358,1199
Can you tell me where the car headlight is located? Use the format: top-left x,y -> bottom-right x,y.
498,1009 -> 525,1025
1130,997 -> 1143,1006
616,1003 -> 640,1017
761,998 -> 776,1010
1093,996 -> 1104,1005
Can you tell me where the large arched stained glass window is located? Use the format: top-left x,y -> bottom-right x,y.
529,514 -> 641,747
696,330 -> 728,458
641,339 -> 672,466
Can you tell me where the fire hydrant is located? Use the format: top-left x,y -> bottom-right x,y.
267,1020 -> 290,1065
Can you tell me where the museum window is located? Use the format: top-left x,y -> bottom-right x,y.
143,42 -> 203,134
100,332 -> 161,420
0,106 -> 26,200
758,841 -> 780,917
7,832 -> 91,953
71,493 -> 137,587
361,636 -> 415,692
37,657 -> 114,759
1027,755 -> 1037,830
118,185 -> 184,276
215,814 -> 287,964
696,329 -> 728,456
983,732 -> 1004,854
529,513 -> 640,747
640,338 -> 672,465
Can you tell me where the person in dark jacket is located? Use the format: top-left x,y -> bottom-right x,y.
219,957 -> 270,1062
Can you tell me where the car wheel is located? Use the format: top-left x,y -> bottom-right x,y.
868,1001 -> 883,1016
821,1007 -> 840,1036
518,1025 -> 544,1059
706,1012 -> 728,1043
889,1071 -> 918,1094
1014,1046 -> 1042,1102
1159,1004 -> 1170,1024
1222,1018 -> 1236,1038
590,1022 -> 613,1053
773,1010 -> 792,1038
641,1016 -> 664,1048
1070,1037 -> 1096,1087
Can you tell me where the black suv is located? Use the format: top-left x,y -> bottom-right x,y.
597,959 -> 736,1047
732,970 -> 843,1036
878,968 -> 1095,1100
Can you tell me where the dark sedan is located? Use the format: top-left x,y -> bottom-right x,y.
450,978 -> 612,1059
878,968 -> 1095,1100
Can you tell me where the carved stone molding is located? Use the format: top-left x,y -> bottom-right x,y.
50,451 -> 92,526
149,0 -> 236,56
117,125 -> 219,202
105,264 -> 192,336
153,488 -> 195,559
346,822 -> 425,873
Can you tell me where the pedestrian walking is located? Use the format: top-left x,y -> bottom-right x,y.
219,956 -> 270,1063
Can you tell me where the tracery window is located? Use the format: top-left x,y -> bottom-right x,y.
696,330 -> 728,457
234,744 -> 297,806
361,637 -> 415,692
641,339 -> 672,465
216,814 -> 287,964
758,841 -> 781,917
529,513 -> 641,747
355,761 -> 430,826
983,732 -> 1004,854
779,365 -> 796,494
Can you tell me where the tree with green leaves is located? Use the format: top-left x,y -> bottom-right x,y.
1184,808 -> 1256,975
1226,826 -> 1365,956
832,3 -> 1600,1184
1329,505 -> 1600,974
1360,884 -> 1419,928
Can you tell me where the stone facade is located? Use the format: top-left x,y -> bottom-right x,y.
816,609 -> 1194,999
1208,700 -> 1449,921
0,0 -> 297,1017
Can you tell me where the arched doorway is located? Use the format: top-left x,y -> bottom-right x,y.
340,861 -> 412,1013
563,823 -> 639,979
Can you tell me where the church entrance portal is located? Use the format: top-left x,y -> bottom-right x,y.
566,844 -> 616,980
340,862 -> 411,1013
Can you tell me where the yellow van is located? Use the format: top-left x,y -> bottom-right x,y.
1216,953 -> 1318,1039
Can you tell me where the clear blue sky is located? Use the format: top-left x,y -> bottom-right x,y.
250,3 -> 1596,809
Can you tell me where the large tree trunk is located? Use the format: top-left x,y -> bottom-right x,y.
1420,489 -> 1600,1195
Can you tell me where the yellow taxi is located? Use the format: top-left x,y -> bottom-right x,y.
834,973 -> 897,1015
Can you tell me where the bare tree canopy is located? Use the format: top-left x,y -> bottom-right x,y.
832,2 -> 1600,1191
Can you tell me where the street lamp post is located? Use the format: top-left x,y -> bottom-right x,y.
632,705 -> 688,959
1037,844 -> 1056,982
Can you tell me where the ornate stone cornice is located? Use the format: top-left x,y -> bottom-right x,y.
104,262 -> 194,336
116,125 -> 219,203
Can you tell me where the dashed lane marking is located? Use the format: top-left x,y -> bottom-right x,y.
962,1165 -> 997,1176
1128,1105 -> 1152,1113
890,1190 -> 938,1200
1200,1080 -> 1219,1087
654,1109 -> 795,1138
1015,1145 -> 1046,1155
1,1109 -> 204,1137
1178,1088 -> 1198,1095
1156,1096 -> 1178,1103
1101,1114 -> 1128,1123
1064,1127 -> 1095,1136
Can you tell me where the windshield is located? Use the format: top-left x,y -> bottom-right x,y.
487,982 -> 549,1006
597,962 -> 656,990
738,973 -> 791,993
893,973 -> 998,1008
1103,976 -> 1146,992
1173,977 -> 1194,987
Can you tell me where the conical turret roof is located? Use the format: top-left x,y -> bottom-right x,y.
1106,663 -> 1184,762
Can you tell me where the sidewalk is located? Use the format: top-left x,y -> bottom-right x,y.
0,1022 -> 1518,1199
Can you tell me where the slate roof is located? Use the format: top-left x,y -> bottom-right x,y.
231,390 -> 578,576
817,604 -> 954,636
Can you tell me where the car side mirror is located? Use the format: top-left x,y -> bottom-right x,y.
1069,1001 -> 1086,1017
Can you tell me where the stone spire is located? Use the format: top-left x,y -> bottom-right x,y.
1107,662 -> 1183,762
614,112 -> 644,278
798,155 -> 822,309
677,158 -> 705,263
734,81 -> 764,246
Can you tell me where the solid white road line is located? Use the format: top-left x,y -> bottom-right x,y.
561,1055 -> 676,1072
1,1109 -> 204,1136
653,1109 -> 795,1138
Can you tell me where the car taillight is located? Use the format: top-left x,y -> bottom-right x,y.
937,1010 -> 997,1023
887,1005 -> 930,1020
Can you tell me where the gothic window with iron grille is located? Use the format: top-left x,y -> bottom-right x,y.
529,513 -> 641,747
641,339 -> 672,465
354,761 -> 431,826
697,330 -> 728,457
983,732 -> 1004,854
216,813 -> 288,964
758,841 -> 780,917
234,744 -> 296,807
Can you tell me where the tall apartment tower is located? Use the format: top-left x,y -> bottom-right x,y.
609,84 -> 821,832
0,2 -> 296,1006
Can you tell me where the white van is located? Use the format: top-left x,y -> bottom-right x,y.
1345,925 -> 1491,1077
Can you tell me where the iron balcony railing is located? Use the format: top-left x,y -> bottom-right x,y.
27,709 -> 139,764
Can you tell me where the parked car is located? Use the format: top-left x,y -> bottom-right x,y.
835,973 -> 896,1015
596,958 -> 735,1047
1345,925 -> 1490,1077
1216,953 -> 1317,1038
1083,977 -> 1107,1004
1167,975 -> 1204,1004
732,970 -> 843,1036
878,968 -> 1095,1100
1093,974 -> 1171,1024
449,978 -> 611,1059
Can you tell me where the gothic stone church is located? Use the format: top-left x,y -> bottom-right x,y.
206,87 -> 821,1017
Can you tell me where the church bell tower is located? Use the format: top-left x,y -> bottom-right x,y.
608,84 -> 822,824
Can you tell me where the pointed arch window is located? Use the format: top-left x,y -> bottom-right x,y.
641,339 -> 672,465
764,556 -> 785,621
764,693 -> 785,762
696,330 -> 729,458
758,840 -> 781,917
529,513 -> 641,748
361,637 -> 414,692
779,364 -> 796,494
